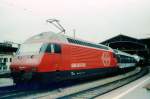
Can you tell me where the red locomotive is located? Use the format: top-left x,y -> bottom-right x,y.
10,31 -> 137,84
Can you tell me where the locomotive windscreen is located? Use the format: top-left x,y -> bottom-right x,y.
17,43 -> 61,55
17,43 -> 43,55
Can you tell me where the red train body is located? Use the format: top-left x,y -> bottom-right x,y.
10,32 -> 136,83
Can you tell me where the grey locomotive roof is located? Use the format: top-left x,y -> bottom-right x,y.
24,31 -> 112,51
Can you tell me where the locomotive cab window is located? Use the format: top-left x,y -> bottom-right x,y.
54,44 -> 61,53
44,43 -> 61,53
44,44 -> 51,53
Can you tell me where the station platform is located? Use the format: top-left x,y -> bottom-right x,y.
0,70 -> 10,78
0,78 -> 13,87
96,71 -> 150,99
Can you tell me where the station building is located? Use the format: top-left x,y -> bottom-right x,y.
0,42 -> 19,72
100,34 -> 150,65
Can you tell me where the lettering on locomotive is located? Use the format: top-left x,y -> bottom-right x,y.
71,63 -> 86,68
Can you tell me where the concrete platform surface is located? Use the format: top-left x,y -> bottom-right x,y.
96,73 -> 150,99
0,78 -> 13,87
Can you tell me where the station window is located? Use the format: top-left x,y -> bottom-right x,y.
0,58 -> 3,63
4,58 -> 8,63
3,65 -> 7,70
10,58 -> 12,62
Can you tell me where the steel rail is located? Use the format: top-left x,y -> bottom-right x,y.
58,67 -> 148,99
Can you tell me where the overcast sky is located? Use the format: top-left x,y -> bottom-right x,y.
0,0 -> 150,43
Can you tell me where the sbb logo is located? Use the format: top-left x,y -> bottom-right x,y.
101,52 -> 111,66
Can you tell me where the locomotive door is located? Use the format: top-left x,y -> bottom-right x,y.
51,44 -> 62,71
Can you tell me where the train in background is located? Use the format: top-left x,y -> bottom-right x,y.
113,49 -> 144,67
10,31 -> 140,84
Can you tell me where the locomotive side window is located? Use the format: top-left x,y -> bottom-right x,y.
40,43 -> 48,52
67,38 -> 109,50
45,44 -> 51,53
54,44 -> 61,53
44,43 -> 61,53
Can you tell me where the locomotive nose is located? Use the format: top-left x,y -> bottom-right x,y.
10,54 -> 43,71
21,70 -> 33,81
11,69 -> 33,82
10,65 -> 37,73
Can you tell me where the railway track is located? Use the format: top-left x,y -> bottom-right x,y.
37,67 -> 148,99
0,84 -> 39,99
58,67 -> 148,99
0,80 -> 84,98
0,67 -> 148,99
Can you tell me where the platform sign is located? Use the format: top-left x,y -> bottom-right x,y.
101,52 -> 111,66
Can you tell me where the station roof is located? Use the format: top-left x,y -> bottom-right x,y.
140,38 -> 150,48
0,43 -> 18,54
100,34 -> 149,58
101,34 -> 145,47
101,34 -> 145,48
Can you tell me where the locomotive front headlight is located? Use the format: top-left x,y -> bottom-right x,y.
32,67 -> 37,72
